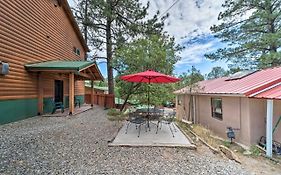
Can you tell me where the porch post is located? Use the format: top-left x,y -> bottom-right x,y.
266,99 -> 273,157
69,73 -> 75,115
37,72 -> 43,115
91,80 -> 94,107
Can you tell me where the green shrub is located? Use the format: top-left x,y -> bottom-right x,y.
107,108 -> 122,116
107,108 -> 127,123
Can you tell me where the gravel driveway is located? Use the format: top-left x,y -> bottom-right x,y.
0,106 -> 251,175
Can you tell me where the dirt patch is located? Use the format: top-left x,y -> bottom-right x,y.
177,121 -> 281,175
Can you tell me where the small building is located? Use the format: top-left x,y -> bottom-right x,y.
175,67 -> 281,157
0,0 -> 103,124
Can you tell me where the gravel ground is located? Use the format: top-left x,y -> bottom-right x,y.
0,106 -> 251,175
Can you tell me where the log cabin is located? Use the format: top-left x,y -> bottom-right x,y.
0,0 -> 103,124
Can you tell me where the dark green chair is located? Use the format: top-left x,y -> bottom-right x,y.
51,100 -> 64,114
74,97 -> 81,108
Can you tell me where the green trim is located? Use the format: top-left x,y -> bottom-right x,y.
25,61 -> 95,71
64,96 -> 69,108
0,95 -> 85,125
0,98 -> 38,125
43,97 -> 54,113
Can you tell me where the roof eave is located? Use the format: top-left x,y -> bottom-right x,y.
176,92 -> 245,97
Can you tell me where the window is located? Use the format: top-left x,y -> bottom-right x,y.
211,98 -> 222,120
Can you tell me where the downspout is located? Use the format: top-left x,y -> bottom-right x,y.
193,95 -> 196,124
239,97 -> 241,130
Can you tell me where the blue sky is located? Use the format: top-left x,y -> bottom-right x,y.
69,0 -> 228,77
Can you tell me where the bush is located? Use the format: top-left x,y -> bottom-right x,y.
107,108 -> 122,116
107,108 -> 127,122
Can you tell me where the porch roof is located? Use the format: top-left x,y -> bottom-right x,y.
248,83 -> 281,100
25,60 -> 103,81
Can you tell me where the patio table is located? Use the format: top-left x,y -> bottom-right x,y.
135,108 -> 163,131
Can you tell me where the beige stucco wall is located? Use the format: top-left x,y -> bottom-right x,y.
197,96 -> 250,145
176,94 -> 281,146
176,94 -> 191,121
249,98 -> 281,144
176,94 -> 252,146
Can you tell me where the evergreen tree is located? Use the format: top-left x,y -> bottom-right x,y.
207,66 -> 227,79
205,0 -> 281,69
72,0 -> 167,95
113,35 -> 180,111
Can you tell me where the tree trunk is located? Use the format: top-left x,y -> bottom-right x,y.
83,0 -> 88,60
120,83 -> 141,111
120,93 -> 131,111
267,7 -> 278,66
106,0 -> 114,95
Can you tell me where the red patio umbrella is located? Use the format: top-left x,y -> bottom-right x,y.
120,70 -> 180,109
120,70 -> 180,84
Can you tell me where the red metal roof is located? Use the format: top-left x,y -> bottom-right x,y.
249,83 -> 281,99
175,67 -> 281,99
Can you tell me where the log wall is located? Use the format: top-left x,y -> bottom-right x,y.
0,0 -> 86,100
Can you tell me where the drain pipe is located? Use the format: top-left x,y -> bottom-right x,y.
193,95 -> 196,124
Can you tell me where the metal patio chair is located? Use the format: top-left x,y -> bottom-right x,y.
125,112 -> 147,137
157,111 -> 177,137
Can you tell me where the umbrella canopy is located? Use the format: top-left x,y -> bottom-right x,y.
120,70 -> 180,83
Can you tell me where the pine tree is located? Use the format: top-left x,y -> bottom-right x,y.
72,0 -> 166,95
207,66 -> 227,79
205,0 -> 281,69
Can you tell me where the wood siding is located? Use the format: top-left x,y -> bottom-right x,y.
0,0 -> 86,100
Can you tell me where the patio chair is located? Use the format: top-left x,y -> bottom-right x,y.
150,108 -> 164,132
51,100 -> 64,114
125,112 -> 147,137
157,111 -> 177,137
74,97 -> 81,108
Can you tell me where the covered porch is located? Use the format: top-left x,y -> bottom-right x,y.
249,83 -> 281,157
25,60 -> 103,115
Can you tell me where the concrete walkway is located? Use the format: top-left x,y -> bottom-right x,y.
110,121 -> 195,148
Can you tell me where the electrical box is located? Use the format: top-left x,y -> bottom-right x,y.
0,62 -> 9,75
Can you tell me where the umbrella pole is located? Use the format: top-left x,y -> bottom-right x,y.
148,79 -> 150,114
147,79 -> 150,130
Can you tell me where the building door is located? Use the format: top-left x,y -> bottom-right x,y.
54,80 -> 64,103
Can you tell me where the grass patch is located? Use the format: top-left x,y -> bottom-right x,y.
107,108 -> 127,125
107,108 -> 122,116
223,140 -> 231,148
191,124 -> 222,148
177,121 -> 245,153
249,145 -> 261,156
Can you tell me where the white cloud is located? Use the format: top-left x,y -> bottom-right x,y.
140,0 -> 225,66
143,0 -> 224,41
69,0 -> 227,69
176,39 -> 218,66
